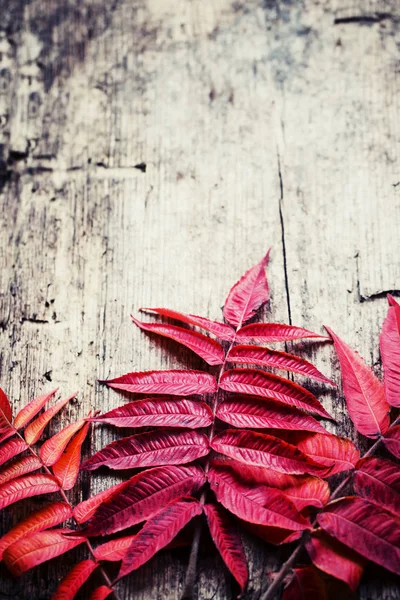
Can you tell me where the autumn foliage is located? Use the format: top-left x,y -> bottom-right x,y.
0,253 -> 399,599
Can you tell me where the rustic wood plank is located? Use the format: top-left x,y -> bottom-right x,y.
0,0 -> 399,598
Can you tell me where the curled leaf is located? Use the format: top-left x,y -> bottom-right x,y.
103,370 -> 217,396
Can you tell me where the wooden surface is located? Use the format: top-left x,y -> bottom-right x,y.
0,0 -> 399,598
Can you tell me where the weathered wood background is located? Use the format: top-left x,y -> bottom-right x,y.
0,0 -> 399,598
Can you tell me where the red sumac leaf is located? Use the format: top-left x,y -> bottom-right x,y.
103,370 -> 217,396
0,455 -> 42,486
82,429 -> 209,471
204,503 -> 248,592
131,316 -> 225,365
91,398 -> 213,429
140,308 -> 235,341
0,502 -> 73,560
84,464 -> 206,536
208,465 -> 310,530
283,566 -> 328,600
0,388 -> 12,422
354,457 -> 400,517
223,251 -> 270,328
95,534 -> 137,562
380,295 -> 400,407
40,418 -> 86,466
0,473 -> 60,510
325,326 -> 390,438
24,394 -> 76,445
14,388 -> 58,430
119,497 -> 202,578
3,529 -> 86,575
216,397 -> 326,433
236,323 -> 327,343
89,587 -> 113,600
74,480 -> 128,524
317,496 -> 400,576
211,430 -> 328,476
227,345 -> 334,384
0,438 -> 28,468
220,369 -> 331,419
382,425 -> 400,459
51,559 -> 98,600
306,530 -> 365,591
52,422 -> 90,489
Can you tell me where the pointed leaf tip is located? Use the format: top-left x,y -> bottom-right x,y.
14,388 -> 58,430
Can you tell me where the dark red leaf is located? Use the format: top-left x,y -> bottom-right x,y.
325,326 -> 390,438
317,496 -> 400,576
204,503 -> 248,592
82,429 -> 209,471
380,296 -> 400,407
88,587 -> 113,600
51,559 -> 98,600
140,308 -> 235,340
223,251 -> 270,328
283,566 -> 328,600
90,398 -> 213,429
216,397 -> 326,433
24,394 -> 75,445
84,464 -> 206,536
242,521 -> 301,545
388,294 -> 400,333
131,316 -> 225,365
0,473 -> 60,510
382,425 -> 400,458
0,438 -> 28,468
0,388 -> 12,422
211,430 -> 328,476
74,480 -> 128,524
354,457 -> 400,516
119,497 -> 202,578
14,388 -> 58,430
220,369 -> 332,419
40,419 -> 86,466
208,464 -> 310,530
52,422 -> 90,490
236,323 -> 327,343
227,345 -> 334,384
102,370 -> 217,396
0,455 -> 42,486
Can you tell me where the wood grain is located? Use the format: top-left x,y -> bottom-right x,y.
0,0 -> 399,598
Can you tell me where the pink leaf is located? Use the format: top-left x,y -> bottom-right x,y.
94,534 -> 137,562
283,566 -> 328,600
353,457 -> 400,518
140,308 -> 235,340
241,521 -> 301,546
40,419 -> 86,466
380,295 -> 400,407
317,496 -> 400,576
103,370 -> 217,396
51,559 -> 98,600
131,316 -> 225,365
82,429 -> 209,471
0,438 -> 28,468
216,397 -> 326,433
325,326 -> 390,438
236,323 -> 327,343
88,587 -> 113,600
84,464 -> 206,536
0,473 -> 60,510
52,422 -> 90,490
0,455 -> 42,486
223,251 -> 270,328
91,398 -> 213,429
24,394 -> 76,445
227,345 -> 334,384
220,369 -> 332,419
0,388 -> 12,422
74,480 -> 128,524
14,388 -> 58,430
382,425 -> 400,458
204,503 -> 248,592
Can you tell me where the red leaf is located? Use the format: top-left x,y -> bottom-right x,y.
82,429 -> 209,471
103,370 -> 217,396
40,418 -> 86,466
211,430 -> 328,476
388,294 -> 400,333
88,587 -> 113,600
283,566 -> 328,600
140,308 -> 235,341
354,457 -> 400,516
119,497 -> 202,578
382,424 -> 400,458
380,296 -> 400,407
24,394 -> 75,445
325,327 -> 390,438
52,422 -> 90,490
131,316 -> 225,365
14,388 -> 58,430
242,521 -> 301,545
0,455 -> 42,486
0,438 -> 28,468
0,473 -> 60,510
236,323 -> 327,343
220,369 -> 332,419
95,534 -> 137,562
0,502 -> 73,560
223,251 -> 270,328
51,559 -> 98,600
84,464 -> 206,536
0,388 -> 12,422
216,397 -> 326,433
317,496 -> 400,576
3,529 -> 86,575
306,529 -> 365,591
227,345 -> 334,384
204,503 -> 248,592
74,480 -> 128,524
91,398 -> 213,429
208,465 -> 309,530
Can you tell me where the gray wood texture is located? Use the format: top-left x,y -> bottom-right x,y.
0,0 -> 399,598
